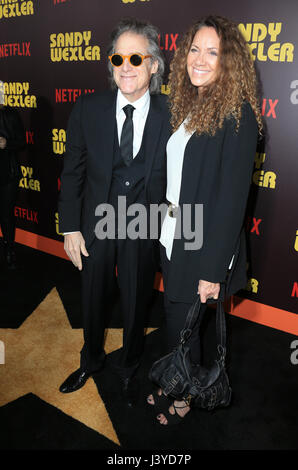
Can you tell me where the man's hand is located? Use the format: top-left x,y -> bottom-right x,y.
0,137 -> 7,149
64,232 -> 89,270
198,279 -> 220,303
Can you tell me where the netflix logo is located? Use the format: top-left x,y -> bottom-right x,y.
26,131 -> 34,145
53,0 -> 71,4
246,216 -> 262,235
0,42 -> 31,59
55,88 -> 94,103
261,98 -> 278,119
14,206 -> 38,223
291,282 -> 298,298
158,34 -> 179,51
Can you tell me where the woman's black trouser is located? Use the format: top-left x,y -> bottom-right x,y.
160,244 -> 207,364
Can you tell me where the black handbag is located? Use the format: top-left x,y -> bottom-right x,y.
149,296 -> 232,410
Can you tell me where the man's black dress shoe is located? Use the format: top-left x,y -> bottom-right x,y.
59,368 -> 91,393
121,376 -> 140,407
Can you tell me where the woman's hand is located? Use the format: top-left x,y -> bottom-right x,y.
198,279 -> 220,303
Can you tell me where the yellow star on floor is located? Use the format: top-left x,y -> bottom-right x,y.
0,287 -> 142,446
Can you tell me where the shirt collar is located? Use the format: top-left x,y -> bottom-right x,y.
116,89 -> 150,118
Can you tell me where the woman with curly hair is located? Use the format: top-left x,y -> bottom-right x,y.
147,15 -> 262,425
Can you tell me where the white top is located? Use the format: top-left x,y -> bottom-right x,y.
116,88 -> 150,158
159,120 -> 194,260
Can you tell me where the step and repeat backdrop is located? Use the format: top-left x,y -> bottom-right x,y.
0,0 -> 297,332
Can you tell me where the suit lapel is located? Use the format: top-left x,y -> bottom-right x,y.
143,95 -> 163,186
96,92 -> 117,178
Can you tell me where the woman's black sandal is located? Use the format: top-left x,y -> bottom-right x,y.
157,401 -> 191,426
147,389 -> 170,412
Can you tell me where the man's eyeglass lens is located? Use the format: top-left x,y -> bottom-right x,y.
109,54 -> 151,67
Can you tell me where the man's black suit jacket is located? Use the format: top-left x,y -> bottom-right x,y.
58,90 -> 171,248
165,101 -> 259,303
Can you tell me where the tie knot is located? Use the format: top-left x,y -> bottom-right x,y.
123,104 -> 135,118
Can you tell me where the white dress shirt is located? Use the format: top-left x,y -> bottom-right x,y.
116,88 -> 150,158
64,89 -> 151,235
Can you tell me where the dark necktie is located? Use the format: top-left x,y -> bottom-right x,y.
120,104 -> 135,166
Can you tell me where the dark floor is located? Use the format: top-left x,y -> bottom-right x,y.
0,242 -> 297,457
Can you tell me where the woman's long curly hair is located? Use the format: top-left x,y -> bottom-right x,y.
168,15 -> 263,135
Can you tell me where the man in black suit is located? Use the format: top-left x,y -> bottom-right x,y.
58,19 -> 170,406
0,97 -> 25,269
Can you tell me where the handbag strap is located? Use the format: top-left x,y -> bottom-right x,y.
180,296 -> 226,357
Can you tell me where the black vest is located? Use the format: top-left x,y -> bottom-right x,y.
108,122 -> 147,208
104,123 -> 149,238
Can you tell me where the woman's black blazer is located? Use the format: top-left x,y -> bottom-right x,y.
166,101 -> 258,303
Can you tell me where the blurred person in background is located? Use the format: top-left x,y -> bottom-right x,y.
0,82 -> 25,269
